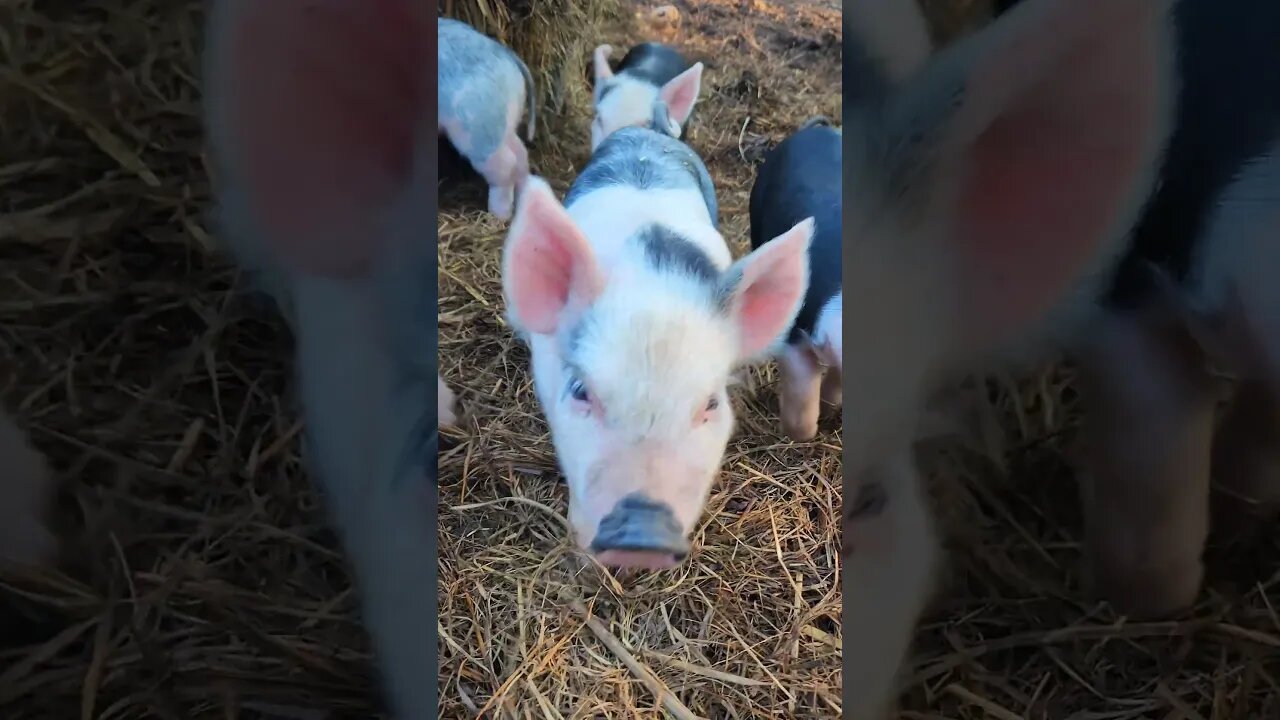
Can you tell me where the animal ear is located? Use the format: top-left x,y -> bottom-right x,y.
502,177 -> 605,335
659,62 -> 704,126
204,0 -> 431,278
886,0 -> 1175,350
721,218 -> 814,360
593,44 -> 615,82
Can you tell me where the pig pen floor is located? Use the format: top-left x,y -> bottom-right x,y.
0,1 -> 1276,719
436,0 -> 844,717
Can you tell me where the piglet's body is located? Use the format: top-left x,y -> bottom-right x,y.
591,43 -> 704,151
841,0 -> 1280,716
749,119 -> 843,441
438,18 -> 536,220
205,2 -> 441,717
502,128 -> 814,571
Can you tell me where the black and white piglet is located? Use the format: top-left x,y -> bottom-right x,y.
590,42 -> 704,150
749,117 -> 843,442
501,126 -> 814,571
842,0 -> 1280,716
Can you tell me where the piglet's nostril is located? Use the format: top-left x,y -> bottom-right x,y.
590,492 -> 689,556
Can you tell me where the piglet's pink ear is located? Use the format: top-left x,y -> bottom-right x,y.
659,63 -> 704,126
722,217 -> 814,360
909,0 -> 1174,349
205,0 -> 430,279
502,177 -> 605,335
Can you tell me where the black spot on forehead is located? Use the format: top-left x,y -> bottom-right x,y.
634,224 -> 718,284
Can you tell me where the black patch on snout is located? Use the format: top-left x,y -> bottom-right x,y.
591,493 -> 689,556
636,224 -> 718,284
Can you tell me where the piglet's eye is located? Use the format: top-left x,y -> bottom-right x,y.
569,379 -> 590,403
705,395 -> 719,412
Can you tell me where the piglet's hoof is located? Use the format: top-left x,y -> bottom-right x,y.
782,417 -> 818,442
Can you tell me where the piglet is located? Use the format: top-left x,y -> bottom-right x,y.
749,117 -> 842,442
0,404 -> 57,569
205,2 -> 440,717
438,17 -> 537,221
590,43 -> 703,151
501,128 -> 813,570
841,0 -> 1280,715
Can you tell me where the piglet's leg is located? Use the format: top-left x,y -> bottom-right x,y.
778,344 -> 823,441
507,131 -> 530,193
845,454 -> 938,720
473,130 -> 528,222
1076,310 -> 1217,619
1212,381 -> 1280,508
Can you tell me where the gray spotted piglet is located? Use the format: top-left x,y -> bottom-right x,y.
749,117 -> 843,442
590,42 -> 703,151
502,127 -> 814,572
439,17 -> 536,220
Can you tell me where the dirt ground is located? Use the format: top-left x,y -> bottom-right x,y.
437,0 -> 842,717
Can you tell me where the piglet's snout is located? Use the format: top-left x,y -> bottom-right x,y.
591,494 -> 689,569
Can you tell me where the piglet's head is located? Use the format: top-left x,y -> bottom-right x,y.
591,56 -> 704,151
503,178 -> 812,569
840,0 -> 1176,471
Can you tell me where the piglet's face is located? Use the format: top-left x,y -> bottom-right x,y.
590,59 -> 704,152
537,294 -> 739,569
503,178 -> 812,569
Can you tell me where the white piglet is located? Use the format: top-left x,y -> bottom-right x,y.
502,127 -> 813,570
